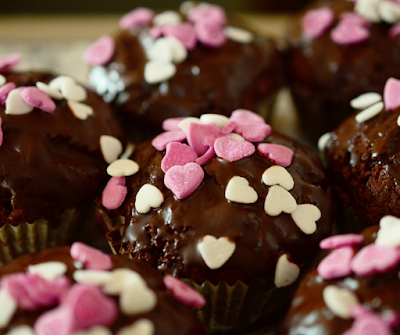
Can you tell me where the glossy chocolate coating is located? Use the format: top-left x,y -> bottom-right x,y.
0,72 -> 125,226
0,246 -> 208,335
286,0 -> 400,142
283,226 -> 400,335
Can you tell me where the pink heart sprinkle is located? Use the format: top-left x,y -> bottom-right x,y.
389,22 -> 400,38
214,136 -> 255,163
319,234 -> 365,250
221,121 -> 237,135
229,109 -> 265,126
119,7 -> 155,30
102,176 -> 127,210
164,162 -> 204,199
187,122 -> 221,155
83,35 -> 115,66
34,307 -> 74,335
317,246 -> 354,280
235,123 -> 271,142
162,117 -> 187,131
70,242 -> 112,271
0,82 -> 17,105
0,53 -> 21,73
303,8 -> 334,39
195,144 -> 215,165
163,23 -> 197,50
149,25 -> 165,39
340,12 -> 371,27
257,143 -> 294,167
384,77 -> 400,111
330,20 -> 370,45
20,87 -> 56,113
351,244 -> 399,277
343,313 -> 393,335
163,274 -> 206,308
187,5 -> 227,26
152,130 -> 187,151
161,142 -> 198,173
64,284 -> 118,329
195,21 -> 227,48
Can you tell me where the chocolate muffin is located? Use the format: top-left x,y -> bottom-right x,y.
85,2 -> 284,142
286,0 -> 400,142
0,68 -> 125,266
0,242 -> 208,335
99,110 -> 334,332
283,216 -> 400,335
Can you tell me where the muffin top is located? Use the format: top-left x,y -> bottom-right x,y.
0,243 -> 208,335
283,216 -> 400,335
0,63 -> 125,225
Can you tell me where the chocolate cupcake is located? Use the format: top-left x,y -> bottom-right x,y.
283,216 -> 400,335
0,55 -> 126,266
0,242 -> 208,335
286,0 -> 400,142
99,109 -> 334,332
84,2 -> 284,142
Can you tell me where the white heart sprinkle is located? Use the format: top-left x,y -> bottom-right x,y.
36,81 -> 63,100
102,269 -> 143,295
117,319 -> 155,335
198,235 -> 236,270
274,254 -> 300,288
180,1 -> 197,14
61,80 -> 87,102
100,135 -> 123,164
135,184 -> 164,214
5,89 -> 34,115
49,75 -> 74,91
0,290 -> 17,328
147,38 -> 174,63
225,176 -> 258,204
323,285 -> 359,319
74,326 -> 112,335
291,204 -> 321,235
144,61 -> 176,84
153,10 -> 182,26
226,133 -> 245,141
0,74 -> 6,86
107,159 -> 139,177
397,115 -> 400,127
200,114 -> 230,129
318,132 -> 332,153
67,101 -> 94,120
355,0 -> 381,23
73,270 -> 113,286
350,92 -> 382,110
376,215 -> 400,248
224,26 -> 254,44
28,261 -> 67,281
178,117 -> 202,133
167,37 -> 188,64
264,185 -> 297,216
119,142 -> 135,160
262,165 -> 294,191
355,101 -> 384,124
6,325 -> 35,335
120,281 -> 157,315
379,0 -> 400,23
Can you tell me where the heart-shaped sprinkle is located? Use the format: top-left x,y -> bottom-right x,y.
223,26 -> 254,44
161,142 -> 198,173
317,247 -> 354,280
376,215 -> 400,247
0,289 -> 17,327
36,82 -> 63,100
180,1 -> 196,15
102,176 -> 127,210
119,142 -> 135,160
230,109 -> 265,125
83,36 -> 115,66
341,12 -> 371,27
119,7 -> 155,29
107,159 -> 139,177
144,61 -> 176,84
235,123 -> 271,142
330,20 -> 370,45
20,87 -> 56,113
102,269 -> 143,295
323,285 -> 359,319
135,184 -> 164,214
120,281 -> 157,315
0,83 -> 17,105
163,23 -> 197,50
187,122 -> 221,155
49,75 -> 73,91
149,25 -> 165,39
225,176 -> 258,204
73,270 -> 113,286
291,204 -> 321,235
34,307 -> 74,335
355,101 -> 384,123
195,145 -> 215,165
198,235 -> 236,270
257,144 -> 294,167
318,132 -> 332,152
67,101 -> 94,120
274,254 -> 300,288
153,10 -> 182,26
262,165 -> 294,191
187,4 -> 227,25
70,242 -> 112,271
351,244 -> 399,276
165,37 -> 188,63
61,80 -> 87,102
350,92 -> 382,110
320,234 -> 365,250
221,121 -> 237,135
178,117 -> 202,133
0,53 -> 21,72
5,89 -> 34,115
214,137 -> 255,162
343,313 -> 393,335
164,162 -> 204,199
389,22 -> 400,37
162,117 -> 186,131
384,77 -> 400,111
117,319 -> 154,335
226,133 -> 244,141
196,21 -> 227,48
100,135 -> 123,164
264,185 -> 297,216
28,261 -> 67,281
0,74 -> 6,86
163,274 -> 206,308
303,8 -> 334,39
200,113 -> 230,129
147,38 -> 174,64
74,326 -> 112,335
379,0 -> 400,24
354,0 -> 381,23
152,131 -> 186,151
6,325 -> 34,335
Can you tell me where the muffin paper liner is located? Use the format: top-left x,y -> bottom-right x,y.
99,209 -> 125,234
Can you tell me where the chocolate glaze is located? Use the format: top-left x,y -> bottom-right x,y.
0,72 -> 125,226
283,226 -> 400,335
286,0 -> 400,142
0,246 -> 208,335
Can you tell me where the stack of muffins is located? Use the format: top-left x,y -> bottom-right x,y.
1,0 -> 400,334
